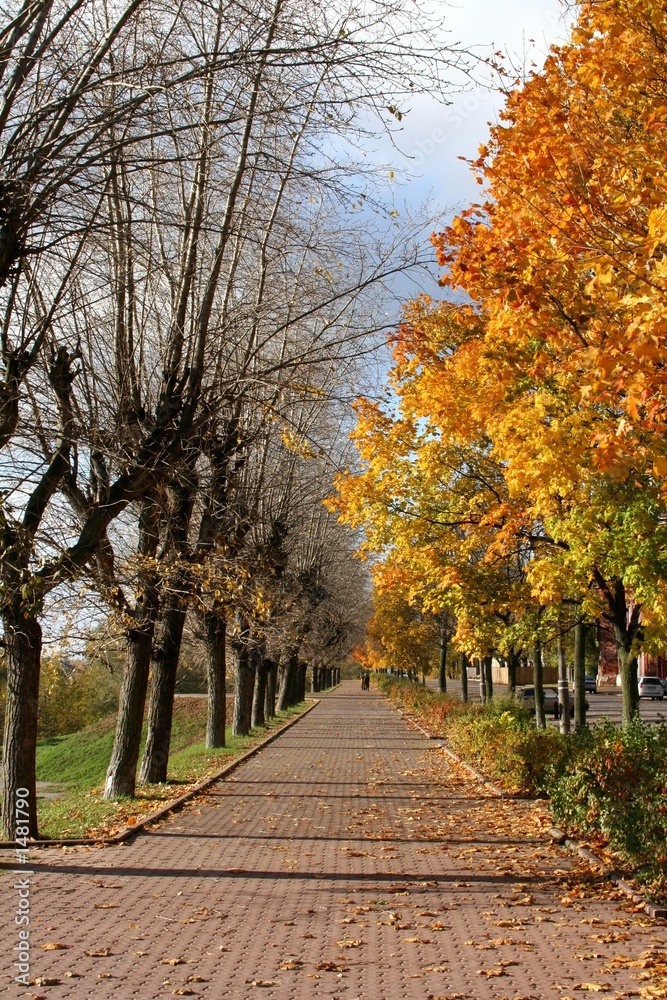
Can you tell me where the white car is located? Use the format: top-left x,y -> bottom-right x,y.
638,676 -> 664,700
515,686 -> 559,717
515,685 -> 588,718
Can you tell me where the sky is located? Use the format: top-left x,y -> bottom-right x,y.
385,0 -> 575,220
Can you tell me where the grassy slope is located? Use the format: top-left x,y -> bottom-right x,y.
35,696 -> 213,788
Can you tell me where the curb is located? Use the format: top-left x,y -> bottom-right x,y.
549,828 -> 667,920
0,700 -> 320,851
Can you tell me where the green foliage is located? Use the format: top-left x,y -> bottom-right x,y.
37,658 -> 121,739
446,707 -> 566,796
546,719 -> 667,892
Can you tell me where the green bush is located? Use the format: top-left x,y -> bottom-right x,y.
447,709 -> 566,795
546,718 -> 667,889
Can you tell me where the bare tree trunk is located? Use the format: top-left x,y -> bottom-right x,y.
251,651 -> 267,728
532,641 -> 546,730
459,652 -> 468,703
232,613 -> 253,736
438,634 -> 447,693
507,648 -> 518,695
297,661 -> 307,702
140,473 -> 194,782
276,651 -> 298,711
617,642 -> 640,726
205,612 -> 226,747
139,592 -> 187,783
1,608 -> 42,840
264,660 -> 277,719
483,655 -> 493,702
104,497 -> 160,800
574,620 -> 587,731
593,573 -> 641,725
478,661 -> 485,702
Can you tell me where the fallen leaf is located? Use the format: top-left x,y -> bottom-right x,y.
85,949 -> 112,957
40,942 -> 69,950
161,958 -> 187,966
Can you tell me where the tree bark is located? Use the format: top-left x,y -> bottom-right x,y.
593,572 -> 641,725
557,633 -> 571,735
478,659 -> 487,703
1,608 -> 42,840
507,648 -> 518,695
459,652 -> 468,703
277,651 -> 298,711
104,622 -> 154,799
617,642 -> 640,726
232,644 -> 253,736
251,652 -> 267,728
139,592 -> 187,783
532,641 -> 546,731
264,659 -> 277,719
205,612 -> 226,747
140,472 -> 195,782
483,655 -> 493,702
438,634 -> 447,693
574,620 -> 587,731
104,497 -> 160,800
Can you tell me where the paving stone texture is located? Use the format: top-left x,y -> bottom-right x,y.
1,681 -> 666,999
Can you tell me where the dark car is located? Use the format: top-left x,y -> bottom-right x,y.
584,675 -> 597,694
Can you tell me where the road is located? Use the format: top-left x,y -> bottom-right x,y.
427,677 -> 667,726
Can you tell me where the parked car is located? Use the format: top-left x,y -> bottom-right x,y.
515,686 -> 588,718
584,675 -> 597,693
515,685 -> 558,716
638,676 -> 665,700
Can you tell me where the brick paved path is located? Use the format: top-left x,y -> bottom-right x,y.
2,682 -> 666,999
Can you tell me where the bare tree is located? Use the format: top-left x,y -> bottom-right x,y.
0,0 -> 467,835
